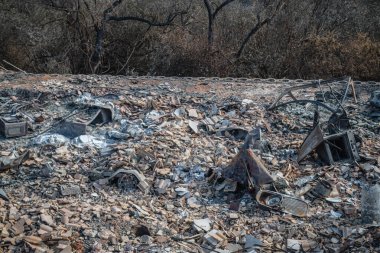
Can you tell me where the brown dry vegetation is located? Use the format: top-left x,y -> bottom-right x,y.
0,0 -> 379,80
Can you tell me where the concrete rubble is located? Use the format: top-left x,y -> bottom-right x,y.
0,71 -> 380,252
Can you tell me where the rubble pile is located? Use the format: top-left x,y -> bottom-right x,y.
0,71 -> 380,252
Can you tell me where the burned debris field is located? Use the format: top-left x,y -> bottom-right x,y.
0,72 -> 379,252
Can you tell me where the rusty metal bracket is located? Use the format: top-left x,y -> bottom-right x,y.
297,124 -> 324,163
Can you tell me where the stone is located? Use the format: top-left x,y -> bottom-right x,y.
24,235 -> 42,244
60,185 -> 81,196
12,219 -> 25,235
245,235 -> 263,248
83,229 -> 98,238
229,213 -> 239,219
140,234 -> 152,244
156,235 -> 168,243
155,179 -> 171,194
193,218 -> 211,232
287,239 -> 317,251
204,229 -> 227,246
40,213 -> 54,226
187,197 -> 201,208
188,109 -> 199,118
98,229 -> 114,240
225,243 -> 243,252
188,120 -> 199,133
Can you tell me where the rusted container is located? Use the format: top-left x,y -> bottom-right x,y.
0,116 -> 27,138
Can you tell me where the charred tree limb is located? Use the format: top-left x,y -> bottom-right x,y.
236,0 -> 285,58
212,0 -> 236,19
91,0 -> 124,73
236,17 -> 270,58
90,0 -> 183,73
203,0 -> 237,45
108,13 -> 181,26
203,0 -> 214,45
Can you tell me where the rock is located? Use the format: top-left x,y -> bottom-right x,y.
193,218 -> 211,232
140,234 -> 152,244
225,243 -> 243,252
203,229 -> 227,247
287,239 -> 317,251
60,185 -> 81,196
83,229 -> 98,238
1,227 -> 9,237
245,235 -> 263,248
12,219 -> 25,235
39,224 -> 53,232
155,235 -> 168,243
40,213 -> 55,226
175,187 -> 189,196
187,109 -> 199,118
187,197 -> 201,208
155,179 -> 171,194
188,120 -> 199,133
24,235 -> 42,244
229,213 -> 239,219
98,229 -> 114,240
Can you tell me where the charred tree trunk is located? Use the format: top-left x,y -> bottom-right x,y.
90,0 -> 184,73
203,0 -> 236,46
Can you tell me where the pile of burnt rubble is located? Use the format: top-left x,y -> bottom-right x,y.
0,73 -> 379,253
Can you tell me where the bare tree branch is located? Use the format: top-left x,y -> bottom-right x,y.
108,12 -> 182,26
213,0 -> 236,19
236,0 -> 285,58
203,0 -> 237,45
90,0 -> 184,73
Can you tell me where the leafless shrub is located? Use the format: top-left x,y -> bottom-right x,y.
0,0 -> 379,80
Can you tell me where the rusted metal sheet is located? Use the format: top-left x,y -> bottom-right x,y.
88,105 -> 114,125
297,124 -> 324,163
56,121 -> 87,138
223,149 -> 274,188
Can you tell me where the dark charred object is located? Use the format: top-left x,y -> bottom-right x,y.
217,127 -> 248,141
268,77 -> 353,112
327,110 -> 350,134
316,131 -> 360,165
297,125 -> 324,163
89,105 -> 114,125
55,121 -> 87,138
222,128 -> 274,188
308,180 -> 333,198
256,189 -> 309,217
298,124 -> 360,165
0,115 -> 27,138
222,149 -> 273,188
